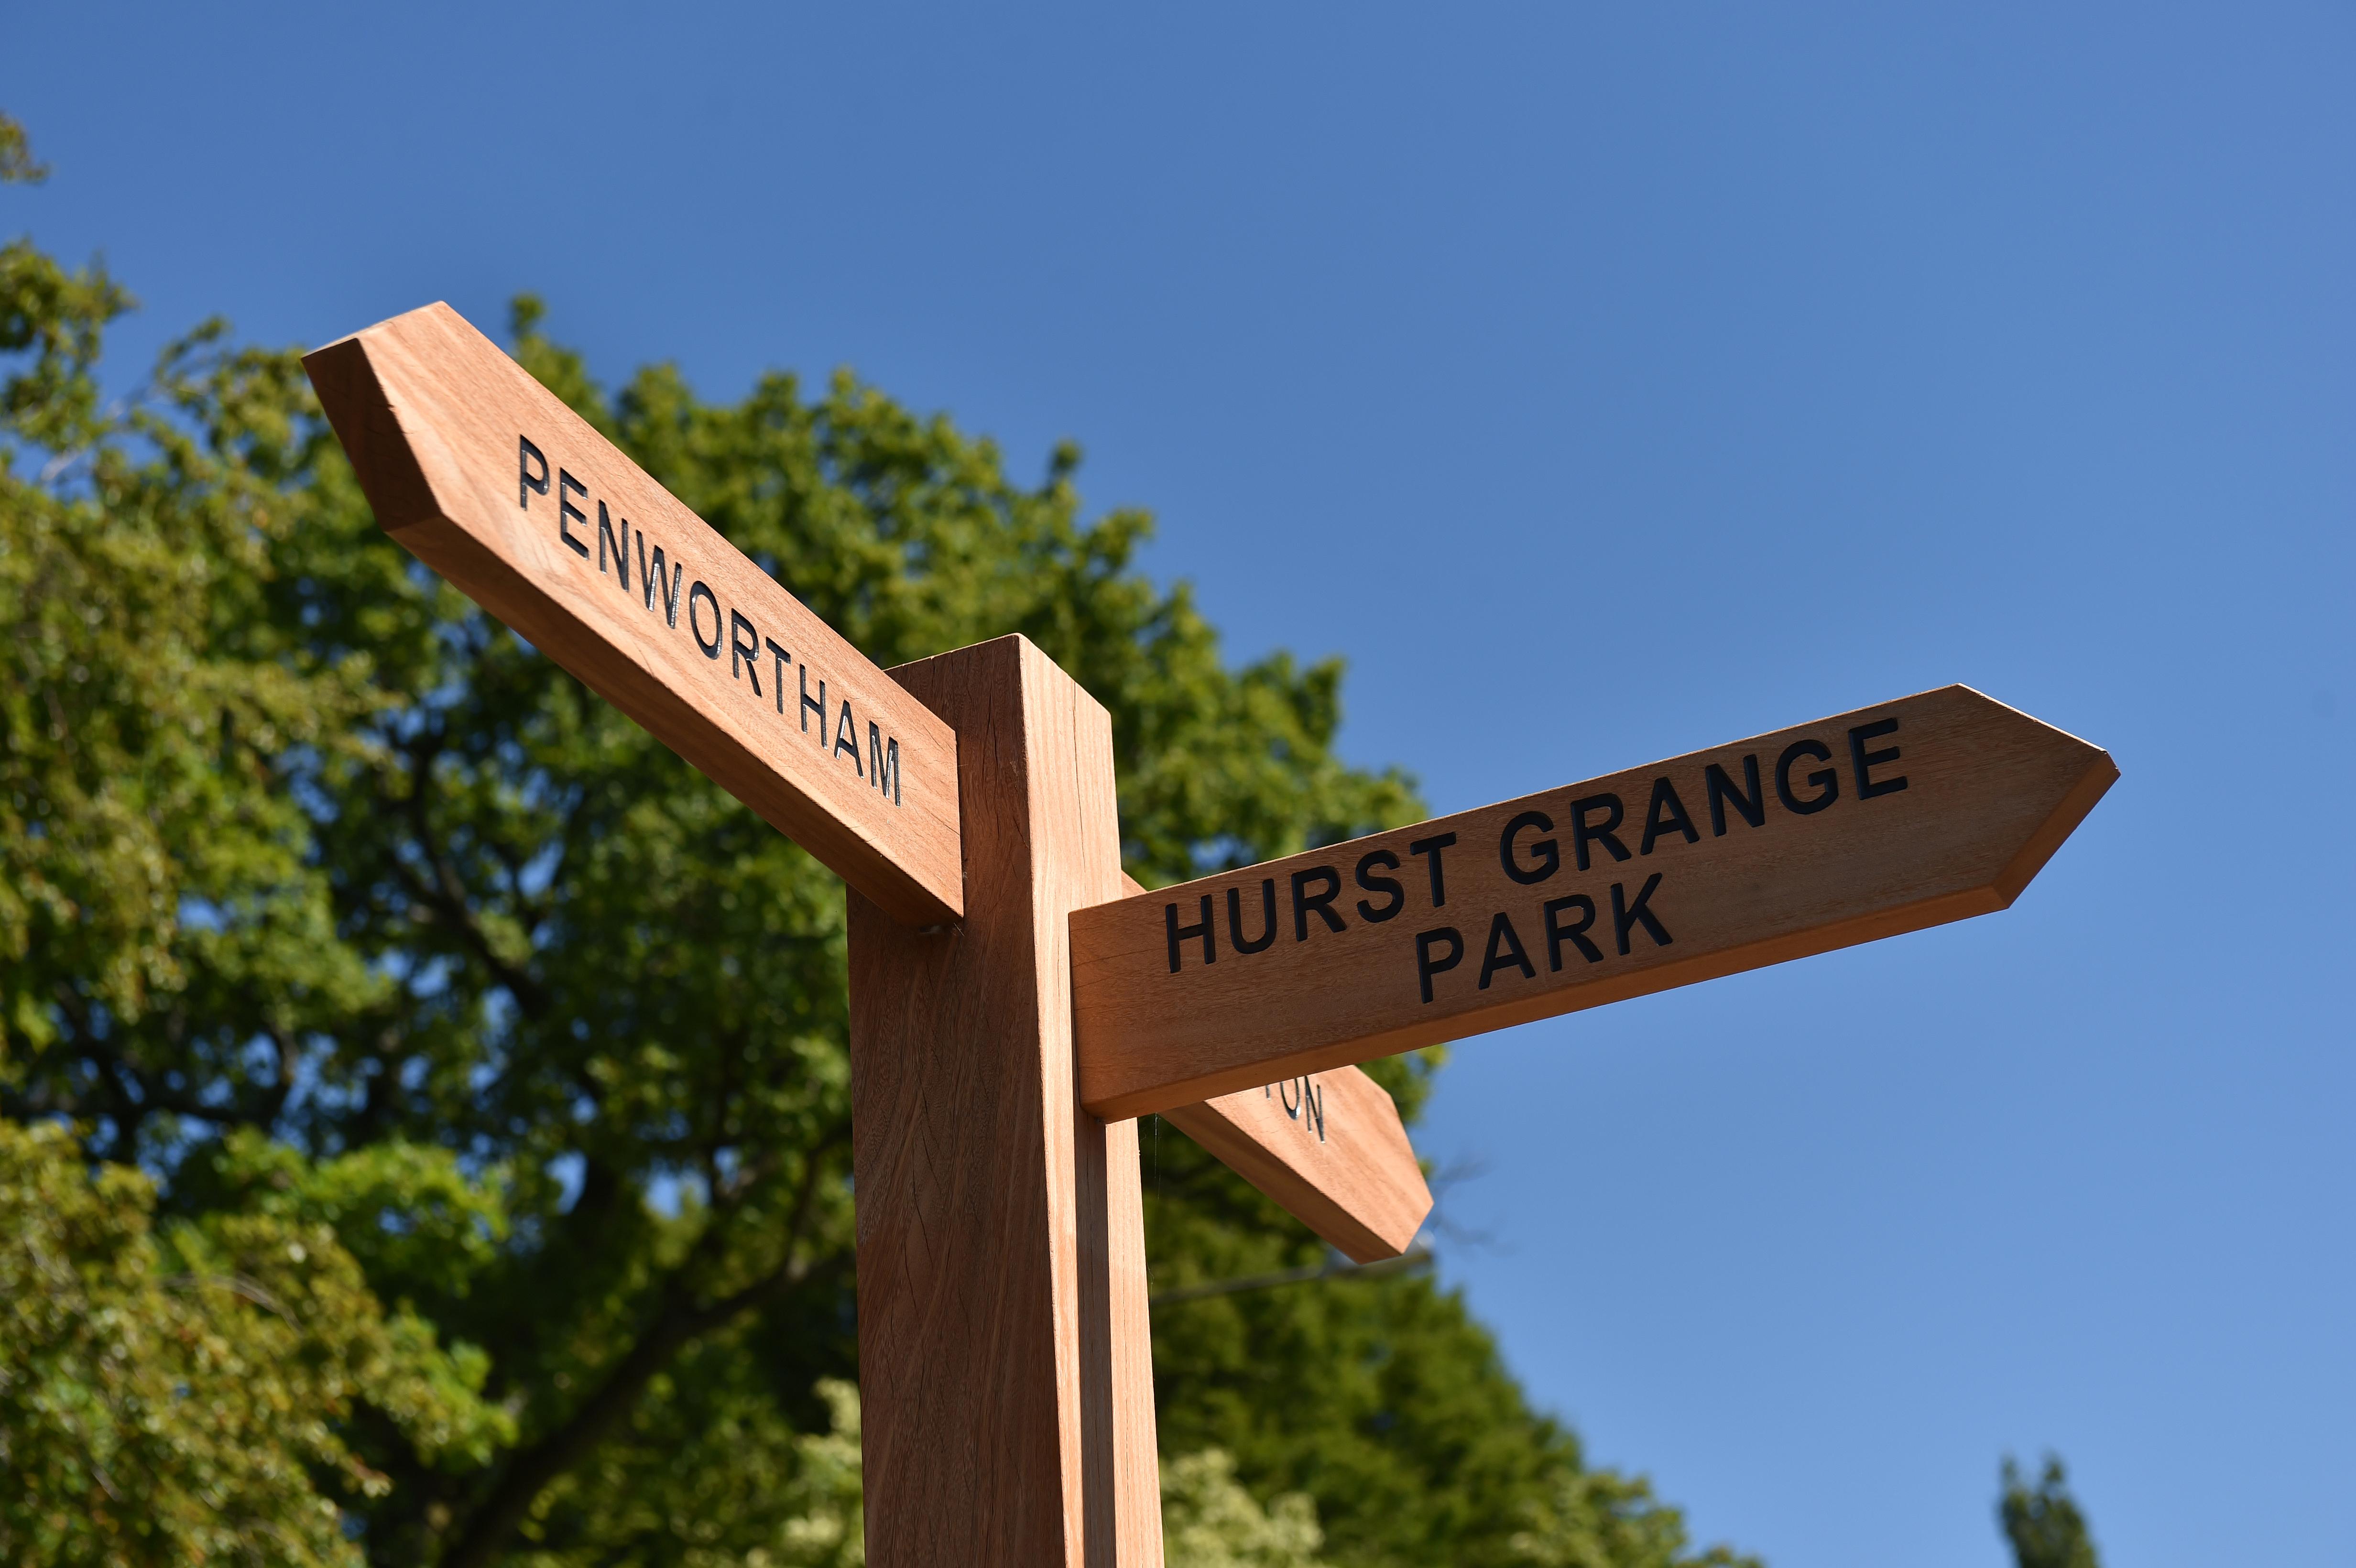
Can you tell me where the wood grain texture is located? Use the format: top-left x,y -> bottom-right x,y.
1073,685 -> 2116,1118
303,303 -> 962,926
848,635 -> 1160,1568
1130,876 -> 1432,1263
1162,1071 -> 1430,1263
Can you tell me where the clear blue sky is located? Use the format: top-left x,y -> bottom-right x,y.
8,5 -> 2350,1562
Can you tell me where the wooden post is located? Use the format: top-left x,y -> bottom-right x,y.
847,635 -> 1162,1568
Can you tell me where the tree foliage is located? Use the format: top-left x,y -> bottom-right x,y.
1998,1456 -> 2100,1568
0,111 -> 1750,1568
0,1118 -> 508,1567
1161,1449 -> 1324,1568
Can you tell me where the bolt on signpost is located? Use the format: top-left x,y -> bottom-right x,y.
309,303 -> 2115,1568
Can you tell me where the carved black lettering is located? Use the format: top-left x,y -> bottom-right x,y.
518,436 -> 549,507
1408,832 -> 1457,906
1280,1078 -> 1303,1118
1640,776 -> 1700,855
1848,718 -> 1908,800
765,638 -> 790,715
1500,810 -> 1559,885
728,610 -> 761,690
1543,893 -> 1602,968
688,581 -> 722,658
1570,793 -> 1631,871
1415,926 -> 1464,1003
1227,879 -> 1277,954
869,723 -> 900,805
637,535 -> 683,627
833,700 -> 863,774
1305,1076 -> 1325,1141
798,664 -> 826,735
1354,849 -> 1405,923
1291,866 -> 1345,939
1610,874 -> 1672,954
1478,911 -> 1537,989
557,469 -> 591,557
1705,756 -> 1766,835
1776,739 -> 1839,815
1167,896 -> 1215,972
596,501 -> 630,588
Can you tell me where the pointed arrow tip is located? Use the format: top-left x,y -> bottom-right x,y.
301,330 -> 437,533
1994,743 -> 2118,906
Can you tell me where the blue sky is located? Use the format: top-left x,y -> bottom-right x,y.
7,4 -> 2351,1562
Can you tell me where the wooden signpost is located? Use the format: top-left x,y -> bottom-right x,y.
308,301 -> 2115,1568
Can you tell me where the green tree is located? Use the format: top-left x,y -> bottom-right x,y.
1162,1449 -> 1325,1568
1999,1456 -> 2100,1568
0,1118 -> 508,1567
0,111 -> 1751,1568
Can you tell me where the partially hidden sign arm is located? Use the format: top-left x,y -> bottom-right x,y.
1161,1073 -> 1430,1264
1072,686 -> 2115,1119
305,303 -> 962,926
1119,875 -> 1432,1263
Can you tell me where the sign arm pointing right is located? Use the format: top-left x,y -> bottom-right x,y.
1071,686 -> 2116,1120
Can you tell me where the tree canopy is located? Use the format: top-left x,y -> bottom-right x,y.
1998,1456 -> 2101,1568
0,110 -> 1754,1568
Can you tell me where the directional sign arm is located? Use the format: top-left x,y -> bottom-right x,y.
1162,1073 -> 1430,1264
1115,875 -> 1432,1262
305,304 -> 963,926
1073,686 -> 2116,1119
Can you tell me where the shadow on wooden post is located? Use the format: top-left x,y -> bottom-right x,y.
847,634 -> 1162,1568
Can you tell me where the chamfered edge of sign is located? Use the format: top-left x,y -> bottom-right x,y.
1070,684 -> 2118,1119
305,333 -> 437,530
303,304 -> 966,929
1977,691 -> 2120,907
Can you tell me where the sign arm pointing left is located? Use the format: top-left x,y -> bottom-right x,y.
305,303 -> 1433,1263
306,304 -> 966,926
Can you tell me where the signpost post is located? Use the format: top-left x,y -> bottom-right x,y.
308,301 -> 2115,1568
